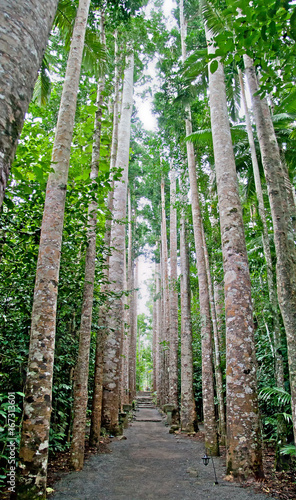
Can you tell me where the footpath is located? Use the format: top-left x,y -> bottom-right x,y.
52,394 -> 275,500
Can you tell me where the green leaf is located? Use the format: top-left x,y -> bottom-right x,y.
261,25 -> 267,41
3,197 -> 14,210
210,60 -> 218,74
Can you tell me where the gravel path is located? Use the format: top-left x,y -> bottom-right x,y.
52,406 -> 276,500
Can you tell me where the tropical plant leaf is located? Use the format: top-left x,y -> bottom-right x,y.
259,386 -> 292,406
280,444 -> 296,456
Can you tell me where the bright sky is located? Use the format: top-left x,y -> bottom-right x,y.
136,0 -> 177,315
135,0 -> 176,132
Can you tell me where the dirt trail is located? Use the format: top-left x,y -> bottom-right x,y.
51,403 -> 275,500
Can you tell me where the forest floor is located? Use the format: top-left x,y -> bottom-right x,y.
47,405 -> 296,500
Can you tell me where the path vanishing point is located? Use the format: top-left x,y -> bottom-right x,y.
52,393 -> 273,500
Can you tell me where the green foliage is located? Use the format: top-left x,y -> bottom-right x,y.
136,313 -> 153,391
280,444 -> 296,456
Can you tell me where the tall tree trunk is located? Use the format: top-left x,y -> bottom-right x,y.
0,0 -> 58,207
180,193 -> 197,432
169,166 -> 179,410
155,261 -> 162,404
213,278 -> 224,349
101,51 -> 134,435
239,69 -> 285,391
121,230 -> 129,405
152,262 -> 158,393
70,12 -> 106,471
180,0 -> 218,455
202,225 -> 226,446
123,188 -> 133,404
130,257 -> 138,400
17,1 -> 90,497
244,53 -> 296,451
206,28 -> 263,479
89,33 -> 120,445
126,192 -> 134,402
161,176 -> 170,406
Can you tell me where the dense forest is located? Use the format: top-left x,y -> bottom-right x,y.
1,0 -> 296,498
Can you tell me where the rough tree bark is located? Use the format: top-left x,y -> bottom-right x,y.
70,12 -> 106,471
244,56 -> 296,445
238,69 -> 285,391
152,263 -> 158,393
180,188 -> 197,432
0,0 -> 59,207
17,1 -> 91,497
160,176 -> 170,406
121,230 -> 129,405
101,50 -> 134,435
130,257 -> 138,401
180,0 -> 218,455
155,261 -> 162,403
126,193 -> 135,403
202,225 -> 226,446
169,166 -> 179,410
89,30 -> 120,446
206,28 -> 263,478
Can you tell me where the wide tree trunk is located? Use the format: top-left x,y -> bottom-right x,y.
101,51 -> 134,435
0,0 -> 58,207
243,56 -> 296,444
169,166 -> 179,410
206,28 -> 263,479
180,0 -> 218,455
70,13 -> 106,471
17,1 -> 90,497
180,192 -> 197,432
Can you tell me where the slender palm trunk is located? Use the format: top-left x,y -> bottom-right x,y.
202,225 -> 226,446
169,166 -> 179,410
155,261 -> 162,403
89,36 -> 120,445
239,69 -> 285,390
17,1 -> 90,497
121,232 -> 129,405
0,0 -> 59,207
206,27 -> 263,478
161,177 -> 170,405
152,263 -> 158,393
101,51 -> 134,435
125,188 -> 134,403
130,258 -> 138,399
213,278 -> 224,349
70,13 -> 106,470
243,58 -> 296,444
180,0 -> 218,455
180,193 -> 197,432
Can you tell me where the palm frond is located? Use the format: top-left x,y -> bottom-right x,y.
200,0 -> 228,37
54,0 -> 76,50
259,386 -> 292,406
83,28 -> 106,76
280,444 -> 296,456
276,90 -> 296,114
185,128 -> 213,145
